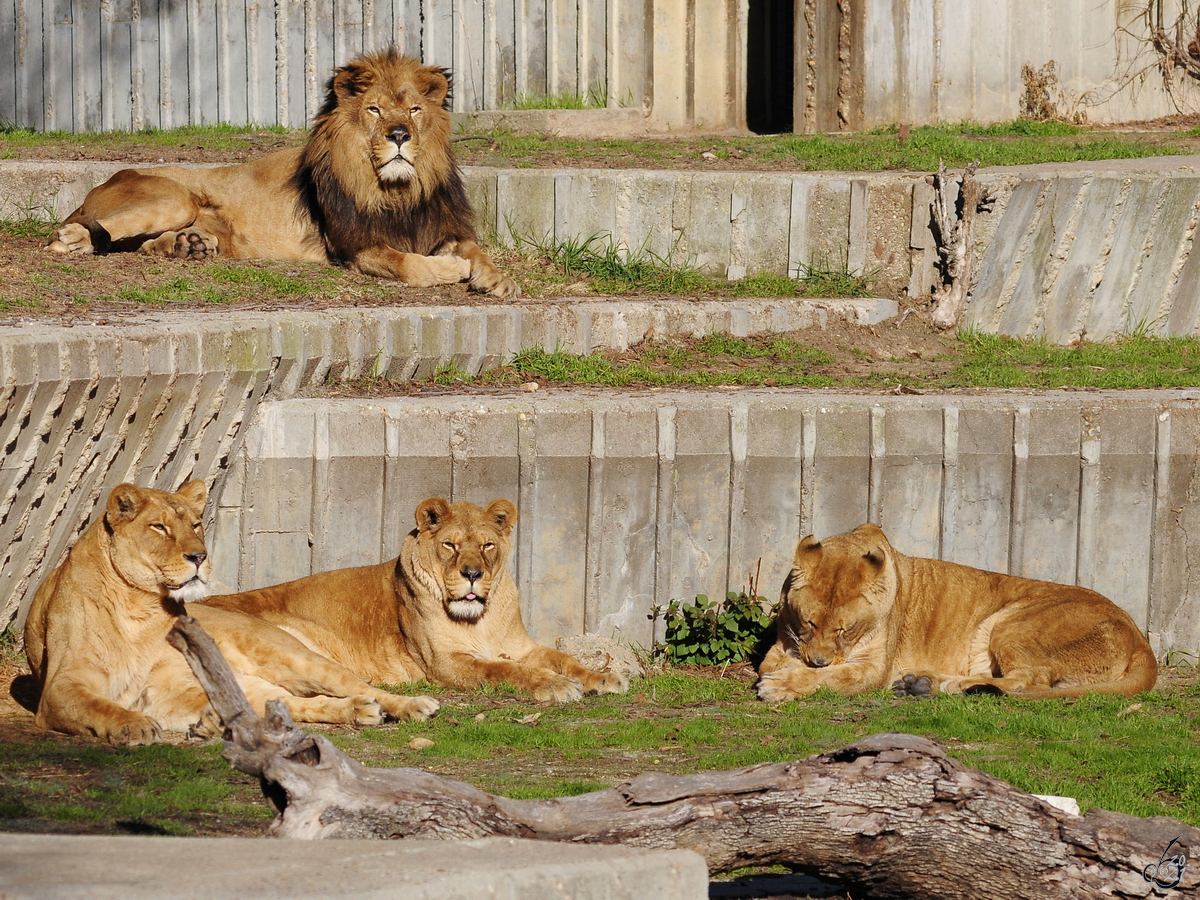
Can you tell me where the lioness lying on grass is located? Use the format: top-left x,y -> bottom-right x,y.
22,481 -> 438,745
758,522 -> 1157,701
202,497 -> 629,702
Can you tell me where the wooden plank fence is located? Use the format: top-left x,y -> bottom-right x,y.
0,0 -> 647,132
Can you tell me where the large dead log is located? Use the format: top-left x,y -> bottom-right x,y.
169,616 -> 1197,900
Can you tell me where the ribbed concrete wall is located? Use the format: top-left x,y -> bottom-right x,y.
217,391 -> 1200,659
0,298 -> 888,632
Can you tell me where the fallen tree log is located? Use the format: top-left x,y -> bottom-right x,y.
168,615 -> 1197,900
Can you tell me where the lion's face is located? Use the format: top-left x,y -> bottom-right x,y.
779,524 -> 898,668
105,480 -> 211,602
324,50 -> 453,189
412,497 -> 516,623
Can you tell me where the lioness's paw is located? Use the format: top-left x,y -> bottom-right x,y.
531,674 -> 585,703
350,696 -> 386,726
46,223 -> 94,255
588,671 -> 630,695
756,669 -> 816,703
103,713 -> 164,747
892,674 -> 935,699
390,695 -> 440,721
188,706 -> 223,740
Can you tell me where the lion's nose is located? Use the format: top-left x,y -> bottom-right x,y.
185,550 -> 207,567
389,125 -> 410,144
461,565 -> 482,582
806,655 -> 830,669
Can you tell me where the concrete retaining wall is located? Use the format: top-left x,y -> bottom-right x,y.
0,298 -> 889,632
215,390 -> 1200,659
12,158 -> 1200,341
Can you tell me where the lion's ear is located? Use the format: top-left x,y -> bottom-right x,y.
485,499 -> 517,535
332,63 -> 375,100
416,66 -> 451,105
106,483 -> 145,524
175,479 -> 207,515
416,497 -> 452,532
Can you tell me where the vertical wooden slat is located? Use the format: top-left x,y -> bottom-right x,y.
579,0 -> 605,101
423,0 -> 453,70
516,0 -> 545,98
308,0 -> 335,122
245,0 -> 276,125
278,0 -> 306,126
76,0 -> 101,130
545,0 -> 575,97
454,0 -> 483,110
159,0 -> 188,128
16,0 -> 45,129
187,0 -> 218,124
395,0 -> 421,58
48,0 -> 73,131
217,0 -> 249,123
0,0 -> 16,125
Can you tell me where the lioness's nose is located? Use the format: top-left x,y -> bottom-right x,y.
389,125 -> 410,144
807,655 -> 830,668
462,565 -> 482,582
185,550 -> 207,567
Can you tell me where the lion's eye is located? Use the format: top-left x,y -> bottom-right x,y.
366,105 -> 381,116
151,523 -> 168,535
410,105 -> 421,114
482,542 -> 495,551
442,541 -> 456,552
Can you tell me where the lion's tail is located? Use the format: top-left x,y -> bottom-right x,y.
1007,643 -> 1159,700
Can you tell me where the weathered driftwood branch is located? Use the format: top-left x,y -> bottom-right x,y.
929,160 -> 991,331
169,616 -> 1198,900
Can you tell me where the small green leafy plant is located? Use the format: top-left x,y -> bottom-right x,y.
651,592 -> 776,666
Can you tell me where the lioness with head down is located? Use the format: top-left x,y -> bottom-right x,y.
45,48 -> 518,298
202,498 -> 628,702
757,523 -> 1157,702
22,481 -> 438,746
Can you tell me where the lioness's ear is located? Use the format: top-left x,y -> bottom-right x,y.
793,534 -> 822,565
416,66 -> 451,105
485,499 -> 517,535
416,497 -> 452,532
106,483 -> 145,524
175,479 -> 207,515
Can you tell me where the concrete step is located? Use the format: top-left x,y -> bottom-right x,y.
0,834 -> 708,900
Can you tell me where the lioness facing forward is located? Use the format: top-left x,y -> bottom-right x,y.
22,481 -> 438,745
45,47 -> 518,298
202,498 -> 629,702
757,523 -> 1157,701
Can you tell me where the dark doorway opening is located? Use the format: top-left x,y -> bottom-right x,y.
746,0 -> 794,134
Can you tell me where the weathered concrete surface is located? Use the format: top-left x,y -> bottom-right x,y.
0,834 -> 708,900
218,390 -> 1200,659
0,299 -> 894,633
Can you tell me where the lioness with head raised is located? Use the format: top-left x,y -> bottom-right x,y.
22,481 -> 438,746
202,497 -> 628,702
45,47 -> 518,298
757,522 -> 1157,701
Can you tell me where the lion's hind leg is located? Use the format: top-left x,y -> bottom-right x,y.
47,169 -> 202,255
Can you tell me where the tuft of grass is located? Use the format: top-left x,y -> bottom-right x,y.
514,230 -> 709,294
506,83 -> 608,110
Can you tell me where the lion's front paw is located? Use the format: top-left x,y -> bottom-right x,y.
530,674 -> 585,703
588,671 -> 630,695
46,223 -> 94,255
756,668 -> 818,703
469,269 -> 521,299
388,695 -> 440,721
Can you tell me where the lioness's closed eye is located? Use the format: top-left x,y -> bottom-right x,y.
757,522 -> 1157,702
202,496 -> 630,703
22,480 -> 438,746
45,47 -> 519,299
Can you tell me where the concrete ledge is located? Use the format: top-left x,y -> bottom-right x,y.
0,299 -> 891,632
0,834 -> 709,900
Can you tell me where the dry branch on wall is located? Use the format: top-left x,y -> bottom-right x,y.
1145,1 -> 1200,85
169,616 -> 1198,900
928,160 -> 991,331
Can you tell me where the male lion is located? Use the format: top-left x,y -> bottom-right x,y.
22,480 -> 438,746
757,523 -> 1157,701
45,48 -> 518,298
201,497 -> 629,702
